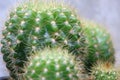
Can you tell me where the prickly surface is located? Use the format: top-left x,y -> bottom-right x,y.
1,1 -> 115,79
81,21 -> 115,72
1,1 -> 86,79
92,61 -> 118,80
25,48 -> 80,80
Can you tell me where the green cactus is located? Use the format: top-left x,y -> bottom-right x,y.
81,20 -> 115,72
25,48 -> 81,80
1,0 -> 116,79
91,61 -> 118,80
1,1 -> 86,79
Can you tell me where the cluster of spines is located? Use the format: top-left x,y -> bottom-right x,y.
25,48 -> 80,80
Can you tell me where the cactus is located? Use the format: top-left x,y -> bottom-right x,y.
1,0 -> 116,79
91,61 -> 118,80
81,20 -> 115,72
24,48 -> 81,80
1,1 -> 86,79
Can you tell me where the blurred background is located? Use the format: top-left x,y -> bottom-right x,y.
0,0 -> 120,77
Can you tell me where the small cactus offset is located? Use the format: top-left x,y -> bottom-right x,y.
91,61 -> 119,80
25,48 -> 81,80
1,0 -> 86,79
81,20 -> 115,72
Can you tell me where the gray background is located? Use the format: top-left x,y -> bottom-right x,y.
0,0 -> 120,77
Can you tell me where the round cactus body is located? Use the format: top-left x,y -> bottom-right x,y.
81,21 -> 115,72
25,48 -> 80,80
1,1 -> 86,79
